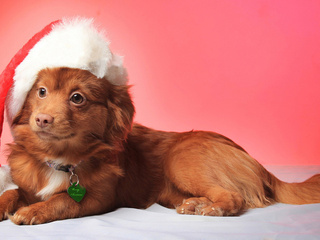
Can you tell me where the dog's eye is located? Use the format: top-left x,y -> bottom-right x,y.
38,87 -> 47,98
70,93 -> 86,106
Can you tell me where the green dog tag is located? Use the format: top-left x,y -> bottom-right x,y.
67,182 -> 86,202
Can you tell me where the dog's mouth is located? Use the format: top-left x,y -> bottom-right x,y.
35,131 -> 76,141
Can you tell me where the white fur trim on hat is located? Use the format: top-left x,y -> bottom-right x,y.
8,17 -> 127,122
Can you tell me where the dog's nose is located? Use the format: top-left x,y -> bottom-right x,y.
35,113 -> 54,128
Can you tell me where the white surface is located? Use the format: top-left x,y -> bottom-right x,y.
0,165 -> 320,240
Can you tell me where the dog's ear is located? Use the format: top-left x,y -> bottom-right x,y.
10,91 -> 33,127
106,83 -> 135,149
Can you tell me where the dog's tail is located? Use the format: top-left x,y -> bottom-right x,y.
267,171 -> 320,205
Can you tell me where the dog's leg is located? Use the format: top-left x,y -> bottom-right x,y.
165,132 -> 270,216
10,192 -> 81,225
10,190 -> 116,225
175,186 -> 244,216
0,189 -> 25,221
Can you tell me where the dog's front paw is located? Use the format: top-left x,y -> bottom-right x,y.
0,208 -> 9,221
0,189 -> 20,222
10,204 -> 48,225
0,202 -> 9,221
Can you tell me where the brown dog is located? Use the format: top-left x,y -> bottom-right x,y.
0,67 -> 319,225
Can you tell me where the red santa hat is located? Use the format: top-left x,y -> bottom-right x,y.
0,17 -> 128,147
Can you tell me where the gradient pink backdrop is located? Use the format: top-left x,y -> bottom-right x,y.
0,0 -> 319,165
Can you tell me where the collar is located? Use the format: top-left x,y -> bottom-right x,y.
46,160 -> 75,173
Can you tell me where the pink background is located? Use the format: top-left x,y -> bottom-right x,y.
0,0 -> 319,165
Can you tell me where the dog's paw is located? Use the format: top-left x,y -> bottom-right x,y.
10,205 -> 48,225
176,196 -> 243,216
0,209 -> 9,221
176,197 -> 224,216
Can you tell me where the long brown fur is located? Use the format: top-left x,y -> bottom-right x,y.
0,67 -> 319,225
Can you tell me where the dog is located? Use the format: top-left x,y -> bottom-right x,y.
0,67 -> 319,225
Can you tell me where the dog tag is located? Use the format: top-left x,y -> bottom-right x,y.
67,182 -> 86,202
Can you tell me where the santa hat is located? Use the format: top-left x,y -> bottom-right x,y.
0,17 -> 128,146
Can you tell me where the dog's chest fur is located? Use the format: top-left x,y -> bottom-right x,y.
36,160 -> 69,200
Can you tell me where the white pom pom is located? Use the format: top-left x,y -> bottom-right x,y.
0,165 -> 18,196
